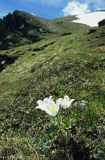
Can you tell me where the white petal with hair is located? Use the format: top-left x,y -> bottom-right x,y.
56,95 -> 75,109
36,96 -> 59,116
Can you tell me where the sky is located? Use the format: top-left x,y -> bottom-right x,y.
0,0 -> 105,19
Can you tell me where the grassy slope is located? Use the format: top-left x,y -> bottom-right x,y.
0,11 -> 89,50
50,16 -> 88,34
0,25 -> 105,159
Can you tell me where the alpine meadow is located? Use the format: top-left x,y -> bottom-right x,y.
0,10 -> 105,160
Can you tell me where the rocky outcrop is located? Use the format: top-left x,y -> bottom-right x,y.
98,19 -> 105,27
0,10 -> 52,50
0,55 -> 18,72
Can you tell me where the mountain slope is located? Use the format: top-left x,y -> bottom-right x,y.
0,11 -> 105,160
0,10 -> 53,50
50,15 -> 88,34
0,10 -> 89,50
0,10 -> 104,51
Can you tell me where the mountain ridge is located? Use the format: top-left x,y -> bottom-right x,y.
0,10 -> 88,50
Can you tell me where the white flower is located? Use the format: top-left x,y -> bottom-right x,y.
56,95 -> 75,109
36,96 -> 59,116
73,100 -> 88,107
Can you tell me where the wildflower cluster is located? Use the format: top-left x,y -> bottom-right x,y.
36,95 -> 78,116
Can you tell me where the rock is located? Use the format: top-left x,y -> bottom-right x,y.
19,24 -> 25,29
1,60 -> 5,65
61,32 -> 72,36
31,52 -> 36,56
0,55 -> 18,72
98,19 -> 105,27
88,28 -> 96,34
72,100 -> 88,107
6,35 -> 12,39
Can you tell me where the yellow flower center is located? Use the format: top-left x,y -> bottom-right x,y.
50,107 -> 56,113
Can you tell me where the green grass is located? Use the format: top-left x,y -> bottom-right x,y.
0,25 -> 105,159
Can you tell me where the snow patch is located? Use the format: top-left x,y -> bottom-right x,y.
73,11 -> 105,27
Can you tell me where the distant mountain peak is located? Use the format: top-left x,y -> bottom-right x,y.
0,10 -> 52,50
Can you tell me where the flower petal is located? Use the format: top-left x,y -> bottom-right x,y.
37,100 -> 43,106
64,95 -> 70,102
36,97 -> 59,116
56,98 -> 63,106
69,99 -> 76,107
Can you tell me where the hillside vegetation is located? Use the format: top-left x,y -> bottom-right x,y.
0,10 -> 88,50
0,11 -> 105,160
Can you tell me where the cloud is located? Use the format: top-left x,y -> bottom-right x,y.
62,1 -> 90,16
85,0 -> 105,10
